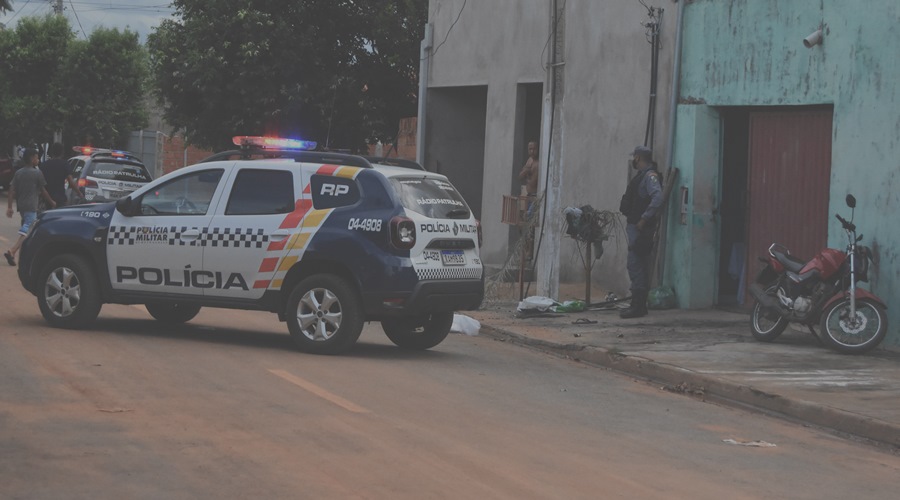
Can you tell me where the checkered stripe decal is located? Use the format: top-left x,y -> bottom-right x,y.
415,267 -> 483,280
107,226 -> 268,248
107,226 -> 141,245
203,227 -> 268,248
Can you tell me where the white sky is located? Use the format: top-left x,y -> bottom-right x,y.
1,1 -> 176,42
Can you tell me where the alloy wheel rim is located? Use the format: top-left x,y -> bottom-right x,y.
296,287 -> 342,341
44,266 -> 81,318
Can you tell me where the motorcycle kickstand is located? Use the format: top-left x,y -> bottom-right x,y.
807,325 -> 825,346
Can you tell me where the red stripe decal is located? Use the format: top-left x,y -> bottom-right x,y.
253,280 -> 271,289
258,257 -> 278,273
279,198 -> 312,229
317,164 -> 340,176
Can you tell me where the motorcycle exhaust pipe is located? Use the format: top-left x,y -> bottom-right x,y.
748,283 -> 784,312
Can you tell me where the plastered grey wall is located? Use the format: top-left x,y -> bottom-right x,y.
425,0 -> 676,295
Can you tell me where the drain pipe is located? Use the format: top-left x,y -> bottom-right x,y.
656,0 -> 686,284
416,23 -> 434,167
664,0 -> 685,172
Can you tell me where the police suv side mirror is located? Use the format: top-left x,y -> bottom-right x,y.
116,196 -> 137,217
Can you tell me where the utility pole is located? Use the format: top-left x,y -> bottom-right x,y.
52,0 -> 64,15
537,0 -> 565,301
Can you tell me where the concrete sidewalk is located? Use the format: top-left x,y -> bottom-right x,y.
466,301 -> 900,449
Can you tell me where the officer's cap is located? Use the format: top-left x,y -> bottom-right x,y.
631,145 -> 653,161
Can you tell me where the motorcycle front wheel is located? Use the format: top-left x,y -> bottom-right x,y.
750,284 -> 789,342
820,298 -> 888,354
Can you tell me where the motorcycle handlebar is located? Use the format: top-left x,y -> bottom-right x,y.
835,213 -> 856,232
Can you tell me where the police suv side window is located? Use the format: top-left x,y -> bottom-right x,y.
225,169 -> 295,215
140,169 -> 224,216
68,159 -> 85,177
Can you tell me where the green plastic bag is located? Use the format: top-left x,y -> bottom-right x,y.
551,300 -> 586,313
648,286 -> 676,310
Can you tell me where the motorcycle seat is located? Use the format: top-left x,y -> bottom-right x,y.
772,249 -> 806,273
787,268 -> 821,285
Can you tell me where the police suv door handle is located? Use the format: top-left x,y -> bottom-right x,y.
270,230 -> 290,241
180,229 -> 201,241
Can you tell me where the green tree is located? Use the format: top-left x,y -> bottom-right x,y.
57,28 -> 149,148
0,16 -> 148,152
147,0 -> 426,151
0,15 -> 73,151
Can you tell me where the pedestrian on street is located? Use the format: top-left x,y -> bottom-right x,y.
5,148 -> 56,266
618,145 -> 663,318
39,142 -> 78,208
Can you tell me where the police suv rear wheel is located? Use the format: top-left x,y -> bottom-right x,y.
145,302 -> 202,324
287,275 -> 363,355
381,312 -> 453,350
37,254 -> 102,329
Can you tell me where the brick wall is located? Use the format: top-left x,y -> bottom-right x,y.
161,135 -> 215,175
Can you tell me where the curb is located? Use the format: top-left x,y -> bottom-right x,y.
481,324 -> 900,449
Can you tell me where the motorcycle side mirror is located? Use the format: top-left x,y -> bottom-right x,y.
846,194 -> 856,208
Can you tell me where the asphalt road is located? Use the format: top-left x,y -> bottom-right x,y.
2,196 -> 900,499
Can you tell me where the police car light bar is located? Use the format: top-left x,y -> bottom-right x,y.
72,146 -> 129,158
233,136 -> 318,151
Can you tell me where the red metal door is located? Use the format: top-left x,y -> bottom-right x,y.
747,109 -> 833,280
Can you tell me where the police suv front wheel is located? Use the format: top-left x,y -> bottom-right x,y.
145,302 -> 202,325
286,275 -> 363,355
381,312 -> 453,350
37,254 -> 102,329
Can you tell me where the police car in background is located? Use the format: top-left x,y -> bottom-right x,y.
18,136 -> 484,354
66,147 -> 153,204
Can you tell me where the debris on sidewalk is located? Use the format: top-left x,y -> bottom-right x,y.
722,439 -> 777,448
451,314 -> 481,336
516,295 -> 555,313
661,382 -> 706,397
552,300 -> 585,312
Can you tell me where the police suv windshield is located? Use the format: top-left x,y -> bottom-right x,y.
88,161 -> 152,182
390,176 -> 470,219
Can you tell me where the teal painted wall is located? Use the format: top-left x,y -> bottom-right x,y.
669,0 -> 900,346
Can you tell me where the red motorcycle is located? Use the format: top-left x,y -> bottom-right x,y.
748,194 -> 888,354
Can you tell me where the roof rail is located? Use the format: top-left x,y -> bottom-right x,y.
362,156 -> 426,171
198,149 -> 374,169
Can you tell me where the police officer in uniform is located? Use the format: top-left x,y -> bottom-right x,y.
619,146 -> 663,318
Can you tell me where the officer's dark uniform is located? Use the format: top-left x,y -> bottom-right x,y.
619,146 -> 663,318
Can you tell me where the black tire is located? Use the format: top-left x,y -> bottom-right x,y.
819,298 -> 888,354
145,302 -> 202,325
286,274 -> 363,355
750,284 -> 789,342
381,312 -> 453,350
37,254 -> 102,329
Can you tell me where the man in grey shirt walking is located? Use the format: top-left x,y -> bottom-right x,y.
5,148 -> 56,266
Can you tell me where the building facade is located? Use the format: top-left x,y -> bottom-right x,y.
423,0 -> 900,347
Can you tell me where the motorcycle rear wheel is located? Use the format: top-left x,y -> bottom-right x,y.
750,284 -> 789,342
820,298 -> 887,354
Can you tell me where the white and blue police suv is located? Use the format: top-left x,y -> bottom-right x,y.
17,137 -> 484,354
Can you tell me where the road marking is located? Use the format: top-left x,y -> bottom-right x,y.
269,369 -> 371,414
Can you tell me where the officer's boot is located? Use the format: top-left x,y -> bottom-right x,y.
620,290 -> 648,319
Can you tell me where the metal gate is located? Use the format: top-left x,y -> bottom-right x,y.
746,109 -> 833,282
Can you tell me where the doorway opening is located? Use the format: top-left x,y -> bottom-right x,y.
717,105 -> 834,309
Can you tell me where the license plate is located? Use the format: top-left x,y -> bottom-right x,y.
441,250 -> 465,266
